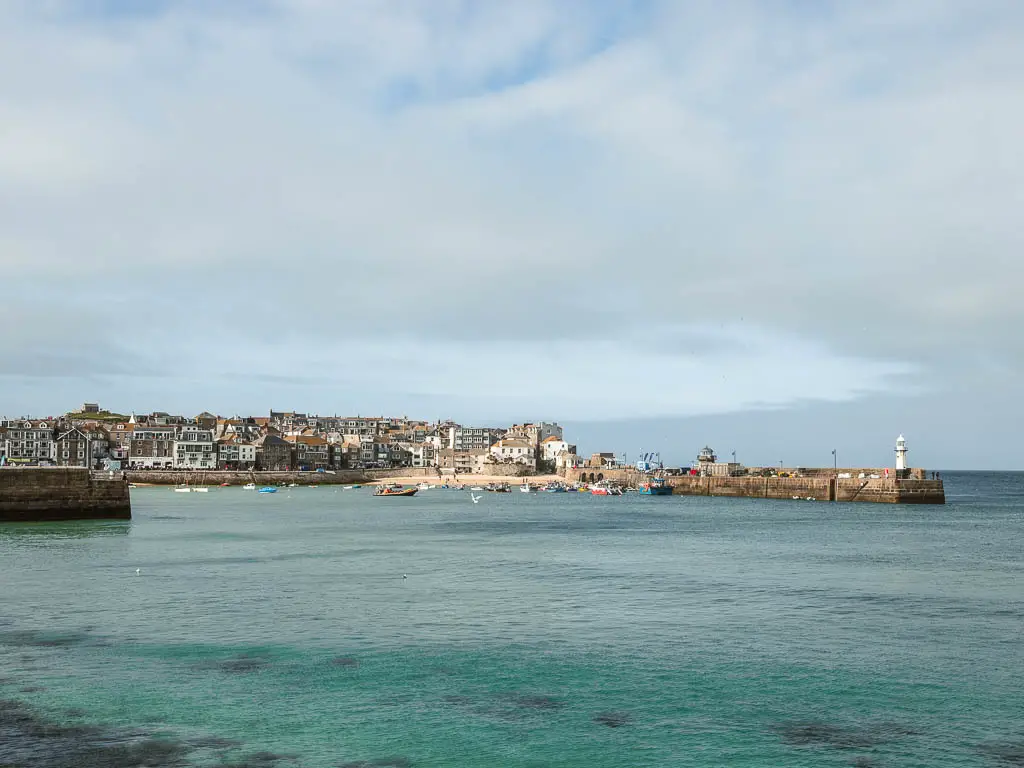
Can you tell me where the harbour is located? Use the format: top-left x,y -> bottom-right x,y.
0,472 -> 1017,767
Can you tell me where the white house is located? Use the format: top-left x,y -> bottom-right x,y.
541,436 -> 574,463
173,426 -> 216,469
490,438 -> 536,465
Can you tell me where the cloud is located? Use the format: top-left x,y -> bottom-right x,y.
1,0 -> 1021,438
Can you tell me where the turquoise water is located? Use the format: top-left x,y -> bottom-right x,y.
1,474 -> 1022,766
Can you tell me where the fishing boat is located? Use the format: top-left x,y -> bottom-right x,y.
258,486 -> 277,494
543,483 -> 567,493
374,485 -> 418,497
638,476 -> 673,496
417,482 -> 431,491
520,482 -> 531,493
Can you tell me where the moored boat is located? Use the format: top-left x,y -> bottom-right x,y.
639,477 -> 673,496
243,483 -> 256,490
374,485 -> 418,497
258,486 -> 277,494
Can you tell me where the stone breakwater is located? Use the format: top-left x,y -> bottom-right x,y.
562,467 -> 945,504
124,470 -> 370,486
0,468 -> 131,521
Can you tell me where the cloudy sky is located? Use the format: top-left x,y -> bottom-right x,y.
2,1 -> 1021,468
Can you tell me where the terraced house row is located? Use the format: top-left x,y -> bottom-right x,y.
1,405 -> 578,472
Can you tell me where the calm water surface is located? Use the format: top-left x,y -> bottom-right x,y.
1,473 -> 1022,766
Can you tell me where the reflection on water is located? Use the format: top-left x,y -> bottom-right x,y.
0,520 -> 130,541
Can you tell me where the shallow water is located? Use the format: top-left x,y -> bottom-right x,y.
1,473 -> 1022,766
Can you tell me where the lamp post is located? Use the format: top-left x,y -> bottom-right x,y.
832,449 -> 837,473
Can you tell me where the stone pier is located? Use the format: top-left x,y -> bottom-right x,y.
561,467 -> 945,504
0,468 -> 132,521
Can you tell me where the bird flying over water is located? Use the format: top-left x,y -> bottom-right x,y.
471,494 -> 482,504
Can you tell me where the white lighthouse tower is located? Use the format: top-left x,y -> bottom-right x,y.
895,434 -> 908,471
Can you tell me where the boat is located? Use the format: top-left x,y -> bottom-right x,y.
520,482 -> 531,493
543,483 -> 567,493
638,476 -> 673,496
417,482 -> 431,491
243,483 -> 256,490
258,486 -> 277,494
374,485 -> 418,497
173,486 -> 191,493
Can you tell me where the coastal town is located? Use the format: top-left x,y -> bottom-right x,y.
0,404 -> 583,474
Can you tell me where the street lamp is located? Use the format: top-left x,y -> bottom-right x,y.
832,449 -> 837,472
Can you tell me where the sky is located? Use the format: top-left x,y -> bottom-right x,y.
1,1 -> 1022,469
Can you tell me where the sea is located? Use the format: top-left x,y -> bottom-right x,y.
1,472 -> 1021,767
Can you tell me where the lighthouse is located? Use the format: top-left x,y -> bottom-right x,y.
895,434 -> 908,471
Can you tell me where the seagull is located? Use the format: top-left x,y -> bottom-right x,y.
402,574 -> 408,580
135,568 -> 140,575
471,494 -> 482,504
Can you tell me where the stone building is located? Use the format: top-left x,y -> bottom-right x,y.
255,433 -> 292,471
129,425 -> 175,469
53,427 -> 90,467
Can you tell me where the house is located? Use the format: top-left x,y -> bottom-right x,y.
54,427 -> 91,467
438,448 -> 491,474
216,436 -> 256,470
81,425 -> 112,468
254,433 -> 292,471
405,442 -> 437,468
81,403 -> 100,414
129,425 -> 175,469
2,420 -> 56,465
339,417 -> 383,439
489,438 -> 536,466
540,436 -> 575,463
194,412 -> 218,431
172,426 -> 216,469
324,438 -> 360,469
285,435 -> 330,470
451,426 -> 506,451
107,422 -> 135,464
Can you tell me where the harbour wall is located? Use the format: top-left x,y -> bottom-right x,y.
0,468 -> 132,521
124,466 -> 534,486
561,467 -> 945,504
125,470 -> 370,486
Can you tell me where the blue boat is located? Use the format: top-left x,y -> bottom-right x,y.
639,477 -> 673,496
258,487 -> 278,494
